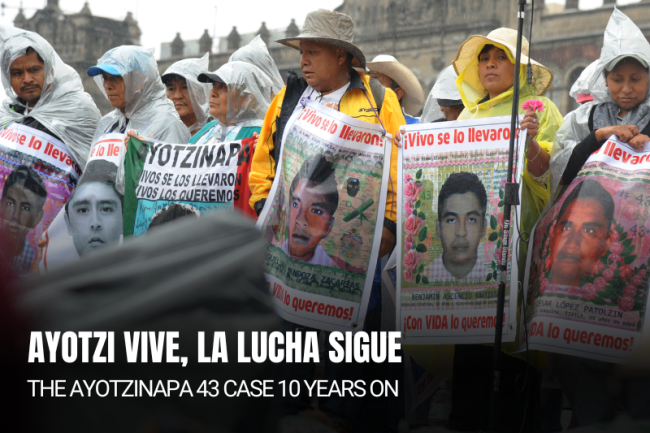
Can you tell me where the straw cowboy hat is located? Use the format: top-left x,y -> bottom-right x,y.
453,28 -> 553,96
276,9 -> 366,69
367,54 -> 425,115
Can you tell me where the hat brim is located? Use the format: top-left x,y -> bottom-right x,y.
276,36 -> 366,69
452,34 -> 553,96
197,72 -> 225,84
87,64 -> 122,77
366,61 -> 424,115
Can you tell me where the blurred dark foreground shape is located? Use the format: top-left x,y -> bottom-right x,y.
16,211 -> 282,433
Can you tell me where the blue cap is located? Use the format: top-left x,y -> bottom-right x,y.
87,64 -> 123,77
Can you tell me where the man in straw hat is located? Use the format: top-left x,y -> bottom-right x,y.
249,8 -> 405,432
367,54 -> 425,124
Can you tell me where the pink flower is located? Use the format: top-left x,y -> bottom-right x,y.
522,99 -> 545,113
404,173 -> 413,182
620,265 -> 633,280
403,250 -> 420,271
582,284 -> 597,300
594,277 -> 607,291
494,245 -> 502,265
403,181 -> 417,202
609,262 -> 618,270
405,201 -> 414,217
609,254 -> 622,264
603,269 -> 615,280
592,262 -> 606,275
404,242 -> 413,252
624,285 -> 637,297
405,234 -> 414,245
404,214 -> 423,236
540,278 -> 549,293
632,274 -> 644,286
404,269 -> 413,282
612,230 -> 621,242
610,242 -> 623,255
617,296 -> 635,312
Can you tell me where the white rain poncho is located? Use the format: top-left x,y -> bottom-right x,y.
0,26 -> 101,169
550,8 -> 650,202
568,60 -> 607,104
420,65 -> 461,123
211,60 -> 274,126
161,53 -> 212,133
89,45 -> 190,193
229,35 -> 284,97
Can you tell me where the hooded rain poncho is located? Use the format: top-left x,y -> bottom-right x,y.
91,46 -> 190,193
551,8 -> 650,202
161,53 -> 212,133
420,65 -> 460,123
0,27 -> 101,169
229,35 -> 284,97
569,60 -> 607,104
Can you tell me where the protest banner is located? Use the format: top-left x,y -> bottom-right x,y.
39,134 -> 124,271
0,123 -> 80,276
257,101 -> 391,331
523,136 -> 650,363
398,116 -> 525,344
123,136 -> 256,236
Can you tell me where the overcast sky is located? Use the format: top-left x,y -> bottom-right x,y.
0,0 -> 642,59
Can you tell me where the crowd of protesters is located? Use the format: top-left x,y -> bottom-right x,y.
2,5 -> 650,433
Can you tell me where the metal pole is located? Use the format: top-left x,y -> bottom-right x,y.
488,0 -> 527,431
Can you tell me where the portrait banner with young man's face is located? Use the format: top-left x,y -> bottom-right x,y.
523,136 -> 650,363
257,101 -> 391,332
0,123 -> 80,276
39,134 -> 125,272
398,116 -> 525,344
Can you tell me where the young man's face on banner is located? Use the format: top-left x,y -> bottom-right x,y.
1,182 -> 45,248
549,198 -> 612,286
289,178 -> 334,261
437,191 -> 486,266
64,182 -> 123,257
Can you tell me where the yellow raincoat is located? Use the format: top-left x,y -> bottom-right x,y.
405,41 -> 564,376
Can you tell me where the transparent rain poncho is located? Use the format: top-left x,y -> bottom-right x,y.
161,53 -> 212,133
420,65 -> 460,123
551,8 -> 650,202
568,60 -> 607,104
0,26 -> 101,169
90,45 -> 190,192
229,35 -> 284,97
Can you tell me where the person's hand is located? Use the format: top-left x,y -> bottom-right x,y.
628,133 -> 650,152
520,109 -> 539,139
595,125 -> 638,142
252,131 -> 259,147
379,226 -> 396,258
393,127 -> 405,148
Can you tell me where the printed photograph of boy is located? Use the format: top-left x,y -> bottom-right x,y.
282,154 -> 340,267
427,172 -> 487,280
64,159 -> 123,257
548,179 -> 614,287
0,165 -> 47,274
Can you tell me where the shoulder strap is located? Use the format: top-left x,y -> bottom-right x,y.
272,71 -> 308,163
588,104 -> 595,133
369,78 -> 385,114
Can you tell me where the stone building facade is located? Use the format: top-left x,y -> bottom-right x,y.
160,0 -> 650,116
14,0 -> 141,113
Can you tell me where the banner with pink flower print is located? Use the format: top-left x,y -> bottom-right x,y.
398,116 -> 525,344
523,136 -> 650,363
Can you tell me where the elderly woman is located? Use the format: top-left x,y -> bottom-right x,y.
162,53 -> 212,136
546,9 -> 650,428
190,61 -> 273,217
87,46 -> 189,144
